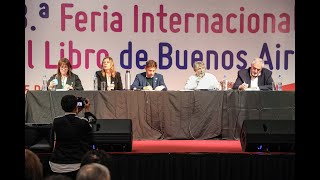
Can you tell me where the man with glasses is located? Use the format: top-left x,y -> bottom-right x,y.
232,57 -> 274,91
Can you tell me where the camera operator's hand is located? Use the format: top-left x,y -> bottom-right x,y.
84,98 -> 91,112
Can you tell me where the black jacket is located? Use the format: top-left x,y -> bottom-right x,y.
49,112 -> 95,164
95,71 -> 123,90
232,68 -> 274,90
47,72 -> 84,90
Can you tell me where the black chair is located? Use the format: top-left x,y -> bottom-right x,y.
25,123 -> 53,153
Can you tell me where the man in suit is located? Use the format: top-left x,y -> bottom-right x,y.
232,57 -> 274,91
130,60 -> 167,91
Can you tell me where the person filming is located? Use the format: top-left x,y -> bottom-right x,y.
49,94 -> 96,179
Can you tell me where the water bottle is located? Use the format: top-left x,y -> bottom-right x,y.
52,78 -> 58,91
277,75 -> 282,91
93,74 -> 98,90
42,75 -> 47,91
125,70 -> 131,90
222,74 -> 228,90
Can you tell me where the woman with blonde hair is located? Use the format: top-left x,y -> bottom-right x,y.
95,56 -> 123,90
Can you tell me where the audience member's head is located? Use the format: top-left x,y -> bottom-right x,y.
44,174 -> 72,180
25,148 -> 43,180
61,94 -> 78,113
81,149 -> 112,168
76,163 -> 111,180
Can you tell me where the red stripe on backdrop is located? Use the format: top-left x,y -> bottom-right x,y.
282,83 -> 295,91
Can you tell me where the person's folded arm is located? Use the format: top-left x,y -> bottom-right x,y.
74,75 -> 84,90
158,75 -> 167,91
131,75 -> 143,90
259,71 -> 274,91
117,72 -> 123,90
184,77 -> 198,90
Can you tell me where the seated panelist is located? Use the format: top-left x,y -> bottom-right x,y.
130,60 -> 167,91
232,57 -> 274,91
47,58 -> 84,90
184,61 -> 221,90
95,56 -> 123,91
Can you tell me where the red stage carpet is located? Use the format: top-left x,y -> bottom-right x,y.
130,140 -> 242,153
118,140 -> 294,155
37,139 -> 295,180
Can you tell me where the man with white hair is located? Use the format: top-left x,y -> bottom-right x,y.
184,61 -> 221,90
76,163 -> 111,180
232,57 -> 274,90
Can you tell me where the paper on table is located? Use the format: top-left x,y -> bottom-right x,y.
56,89 -> 68,91
244,87 -> 260,91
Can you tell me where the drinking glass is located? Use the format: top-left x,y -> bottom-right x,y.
101,81 -> 106,91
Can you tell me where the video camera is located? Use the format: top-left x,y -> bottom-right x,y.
77,97 -> 88,109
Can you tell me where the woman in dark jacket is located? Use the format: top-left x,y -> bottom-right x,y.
95,56 -> 123,90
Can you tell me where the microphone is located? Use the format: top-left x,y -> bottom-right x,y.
195,77 -> 201,89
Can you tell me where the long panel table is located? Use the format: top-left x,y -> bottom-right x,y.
25,90 -> 295,140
